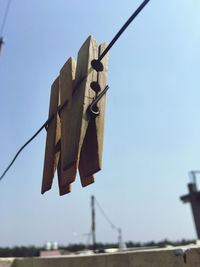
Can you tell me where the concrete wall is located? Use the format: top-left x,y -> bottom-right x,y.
1,246 -> 200,267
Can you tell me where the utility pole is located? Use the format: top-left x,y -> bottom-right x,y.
180,171 -> 200,239
91,195 -> 96,252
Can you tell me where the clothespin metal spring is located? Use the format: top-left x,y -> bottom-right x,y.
89,85 -> 109,116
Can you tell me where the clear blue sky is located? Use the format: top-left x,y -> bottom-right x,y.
0,0 -> 200,247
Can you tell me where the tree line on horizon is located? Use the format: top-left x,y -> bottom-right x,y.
0,239 -> 196,257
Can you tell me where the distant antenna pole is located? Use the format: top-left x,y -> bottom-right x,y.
91,195 -> 96,252
180,171 -> 200,238
0,37 -> 4,61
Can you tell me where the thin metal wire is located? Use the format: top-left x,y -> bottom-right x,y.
95,197 -> 118,230
0,98 -> 70,181
98,0 -> 150,62
0,121 -> 47,181
0,0 -> 12,36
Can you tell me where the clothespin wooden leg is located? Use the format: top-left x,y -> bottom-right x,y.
57,154 -> 71,195
78,120 -> 96,186
53,131 -> 71,195
78,43 -> 108,186
41,77 -> 60,194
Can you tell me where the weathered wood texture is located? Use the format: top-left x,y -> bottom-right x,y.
57,155 -> 71,195
41,77 -> 60,194
79,120 -> 95,187
59,57 -> 77,188
96,43 -> 108,169
78,43 -> 108,186
62,35 -> 98,175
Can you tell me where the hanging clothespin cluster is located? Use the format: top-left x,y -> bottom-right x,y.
41,35 -> 109,195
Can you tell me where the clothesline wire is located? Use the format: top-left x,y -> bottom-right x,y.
95,197 -> 119,231
0,0 -> 12,36
0,0 -> 151,181
98,0 -> 150,62
0,99 -> 68,181
0,121 -> 48,180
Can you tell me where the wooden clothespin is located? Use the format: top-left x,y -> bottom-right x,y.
61,35 -> 108,188
41,35 -> 108,195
